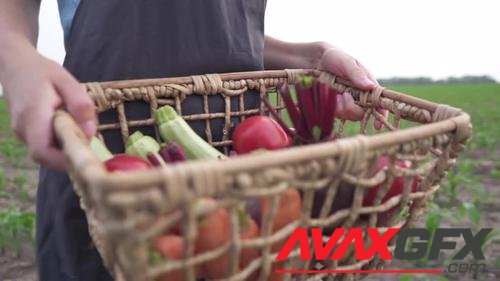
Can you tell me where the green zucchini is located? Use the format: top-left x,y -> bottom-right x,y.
125,131 -> 161,159
90,136 -> 113,161
154,105 -> 226,160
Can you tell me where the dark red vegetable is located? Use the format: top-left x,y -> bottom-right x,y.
160,142 -> 187,163
280,85 -> 308,138
147,153 -> 165,167
233,116 -> 292,154
317,79 -> 337,139
363,156 -> 420,224
310,156 -> 420,226
296,79 -> 318,138
263,76 -> 339,144
104,154 -> 151,172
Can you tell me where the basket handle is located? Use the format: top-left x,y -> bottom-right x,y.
53,110 -> 106,179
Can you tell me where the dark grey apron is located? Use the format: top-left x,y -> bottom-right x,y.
37,1 -> 266,280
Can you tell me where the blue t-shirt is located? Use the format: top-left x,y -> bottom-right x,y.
57,0 -> 80,43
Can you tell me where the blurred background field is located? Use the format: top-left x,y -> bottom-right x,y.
0,82 -> 499,280
363,82 -> 500,281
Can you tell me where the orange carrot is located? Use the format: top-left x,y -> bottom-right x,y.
194,198 -> 263,279
261,188 -> 302,281
239,217 -> 260,280
261,188 -> 302,247
194,199 -> 232,279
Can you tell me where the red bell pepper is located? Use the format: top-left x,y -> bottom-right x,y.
232,116 -> 292,154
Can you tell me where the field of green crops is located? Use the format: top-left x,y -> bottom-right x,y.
389,83 -> 500,150
0,83 -> 499,280
365,83 -> 500,281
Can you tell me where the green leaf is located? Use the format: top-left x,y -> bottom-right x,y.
462,202 -> 481,225
0,168 -> 6,189
0,209 -> 35,253
480,230 -> 500,250
491,169 -> 500,179
425,205 -> 442,233
399,273 -> 412,281
437,276 -> 450,281
148,250 -> 164,265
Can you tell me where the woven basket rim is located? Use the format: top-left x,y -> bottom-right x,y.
85,69 -> 448,113
54,68 -> 471,196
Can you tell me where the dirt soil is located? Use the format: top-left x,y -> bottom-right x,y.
0,150 -> 498,281
0,155 -> 38,281
365,150 -> 500,281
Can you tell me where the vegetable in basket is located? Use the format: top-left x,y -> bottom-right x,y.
153,234 -> 186,281
124,130 -> 189,166
259,78 -> 421,227
243,185 -> 302,281
363,156 -> 420,224
232,116 -> 304,279
125,131 -> 167,167
126,131 -> 161,158
154,199 -> 259,279
230,120 -> 302,279
193,198 -> 260,279
159,142 -> 188,163
232,116 -> 291,154
231,118 -> 299,235
89,136 -> 152,171
261,186 -> 302,281
261,187 -> 302,239
263,76 -> 339,144
90,136 -> 113,161
104,154 -> 152,172
155,105 -> 227,160
310,156 -> 420,225
259,76 -> 343,222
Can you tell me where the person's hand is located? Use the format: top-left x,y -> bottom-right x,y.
316,45 -> 388,129
1,48 -> 96,170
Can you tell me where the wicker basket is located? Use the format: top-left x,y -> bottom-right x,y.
53,69 -> 471,281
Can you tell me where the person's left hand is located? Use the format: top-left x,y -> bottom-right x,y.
317,45 -> 387,129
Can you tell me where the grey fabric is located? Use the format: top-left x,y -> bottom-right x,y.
37,1 -> 267,280
65,0 -> 266,81
37,166 -> 111,280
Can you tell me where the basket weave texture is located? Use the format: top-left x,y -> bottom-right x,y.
54,69 -> 472,281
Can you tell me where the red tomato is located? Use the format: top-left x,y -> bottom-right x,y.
233,116 -> 291,154
363,156 -> 419,224
104,154 -> 151,172
153,235 -> 187,281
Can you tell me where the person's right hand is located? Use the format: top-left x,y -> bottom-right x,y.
2,48 -> 97,170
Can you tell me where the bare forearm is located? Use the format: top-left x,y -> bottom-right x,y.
264,36 -> 331,70
0,0 -> 40,78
